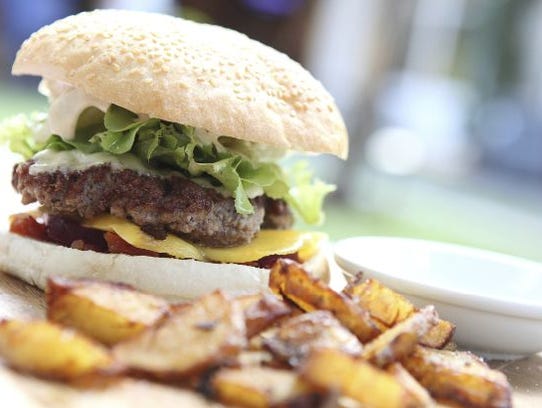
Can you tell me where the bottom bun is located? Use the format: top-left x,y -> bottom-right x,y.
0,231 -> 329,300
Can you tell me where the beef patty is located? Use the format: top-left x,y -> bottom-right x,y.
12,161 -> 293,247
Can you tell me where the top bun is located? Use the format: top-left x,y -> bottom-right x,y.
13,9 -> 348,159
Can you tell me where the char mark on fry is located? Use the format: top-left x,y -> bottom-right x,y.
269,259 -> 381,343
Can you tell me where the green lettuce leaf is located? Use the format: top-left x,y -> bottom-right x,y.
0,105 -> 335,223
284,161 -> 336,224
0,113 -> 47,159
104,104 -> 139,131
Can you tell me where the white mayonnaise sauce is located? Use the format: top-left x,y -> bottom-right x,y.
38,79 -> 110,142
28,149 -> 242,197
29,149 -> 156,176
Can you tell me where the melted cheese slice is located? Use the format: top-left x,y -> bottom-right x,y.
84,215 -> 324,263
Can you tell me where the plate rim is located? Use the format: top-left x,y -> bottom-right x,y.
334,235 -> 542,319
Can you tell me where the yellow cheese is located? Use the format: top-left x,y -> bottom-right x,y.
84,215 -> 324,263
201,230 -> 324,263
83,215 -> 205,261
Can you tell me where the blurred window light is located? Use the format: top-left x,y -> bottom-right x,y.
406,0 -> 466,74
97,0 -> 175,13
242,0 -> 304,16
474,98 -> 525,150
365,127 -> 426,176
378,72 -> 473,138
518,1 -> 542,116
376,71 -> 477,178
305,0 -> 382,113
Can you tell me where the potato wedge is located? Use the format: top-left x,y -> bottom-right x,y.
236,293 -> 292,338
229,350 -> 275,368
212,367 -> 313,408
263,311 -> 362,367
0,319 -> 115,381
47,276 -> 169,345
344,278 -> 414,326
419,319 -> 455,349
300,348 -> 423,408
345,278 -> 455,349
387,363 -> 433,407
269,260 -> 380,342
113,290 -> 246,378
361,306 -> 438,367
402,346 -> 512,408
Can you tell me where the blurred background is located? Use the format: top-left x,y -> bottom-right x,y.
1,0 -> 542,260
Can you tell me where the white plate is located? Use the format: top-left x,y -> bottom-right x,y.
334,236 -> 542,358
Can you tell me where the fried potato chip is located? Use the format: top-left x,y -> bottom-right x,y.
269,260 -> 380,342
345,278 -> 455,348
300,348 -> 422,408
47,276 -> 169,345
361,305 -> 438,367
236,293 -> 292,338
212,366 -> 312,408
402,346 -> 512,408
262,310 -> 362,367
229,350 -> 275,368
344,277 -> 415,326
419,319 -> 456,349
113,291 -> 246,379
0,319 -> 115,381
387,363 -> 433,406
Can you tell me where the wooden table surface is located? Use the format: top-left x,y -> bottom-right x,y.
0,270 -> 540,406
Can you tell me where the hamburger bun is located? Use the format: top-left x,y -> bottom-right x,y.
13,9 -> 348,158
0,230 -> 329,300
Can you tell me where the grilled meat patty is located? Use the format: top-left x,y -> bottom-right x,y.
12,161 -> 293,247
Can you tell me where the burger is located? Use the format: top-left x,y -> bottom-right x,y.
0,9 -> 348,299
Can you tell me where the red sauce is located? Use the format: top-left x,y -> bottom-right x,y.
9,213 -> 159,257
9,213 -> 47,241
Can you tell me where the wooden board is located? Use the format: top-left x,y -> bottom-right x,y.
0,272 -> 45,320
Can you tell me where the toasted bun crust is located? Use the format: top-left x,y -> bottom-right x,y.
12,9 -> 348,159
0,232 -> 328,300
